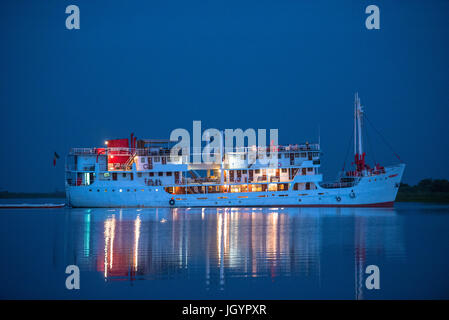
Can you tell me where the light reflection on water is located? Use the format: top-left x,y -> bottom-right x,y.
4,202 -> 449,299
64,206 -> 406,298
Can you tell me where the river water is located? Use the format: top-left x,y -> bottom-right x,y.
0,201 -> 448,299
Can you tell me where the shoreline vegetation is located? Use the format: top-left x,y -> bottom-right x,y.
1,179 -> 448,203
396,179 -> 449,203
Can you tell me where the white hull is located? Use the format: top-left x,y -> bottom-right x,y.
66,164 -> 405,208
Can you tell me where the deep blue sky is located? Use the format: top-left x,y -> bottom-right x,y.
1,0 -> 448,192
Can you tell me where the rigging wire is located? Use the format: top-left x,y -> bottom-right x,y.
364,113 -> 403,163
364,118 -> 377,166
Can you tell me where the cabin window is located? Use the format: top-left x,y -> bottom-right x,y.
284,153 -> 289,158
122,173 -> 127,178
307,167 -> 313,172
166,172 -> 172,176
149,172 -> 154,177
141,157 -> 146,163
158,172 -> 163,176
295,153 -> 299,158
255,169 -> 260,174
112,172 -> 117,181
278,153 -> 282,159
154,157 -> 160,162
282,168 -> 287,173
137,172 -> 142,178
301,152 -> 306,157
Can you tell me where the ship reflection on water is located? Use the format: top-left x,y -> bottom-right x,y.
63,206 -> 406,299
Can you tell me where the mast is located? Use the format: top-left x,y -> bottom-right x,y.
356,94 -> 363,155
354,93 -> 357,155
353,93 -> 365,174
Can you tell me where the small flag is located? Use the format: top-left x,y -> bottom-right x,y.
53,152 -> 60,167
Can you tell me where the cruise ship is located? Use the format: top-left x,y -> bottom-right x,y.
65,94 -> 405,208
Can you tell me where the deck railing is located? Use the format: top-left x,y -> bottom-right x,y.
70,144 -> 320,156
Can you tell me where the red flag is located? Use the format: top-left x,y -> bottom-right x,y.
53,152 -> 60,167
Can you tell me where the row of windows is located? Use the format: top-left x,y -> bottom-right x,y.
240,152 -> 320,160
135,171 -> 172,177
114,168 -> 315,179
89,188 -> 160,192
231,168 -> 314,174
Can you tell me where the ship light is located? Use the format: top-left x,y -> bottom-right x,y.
105,141 -> 108,145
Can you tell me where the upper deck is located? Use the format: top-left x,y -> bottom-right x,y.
68,143 -> 321,171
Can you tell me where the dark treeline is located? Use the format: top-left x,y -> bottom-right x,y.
397,179 -> 449,203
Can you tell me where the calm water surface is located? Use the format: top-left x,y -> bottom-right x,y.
0,200 -> 448,299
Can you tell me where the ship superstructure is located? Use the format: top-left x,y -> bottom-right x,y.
65,94 -> 405,208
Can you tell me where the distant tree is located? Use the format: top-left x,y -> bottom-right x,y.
431,179 -> 449,193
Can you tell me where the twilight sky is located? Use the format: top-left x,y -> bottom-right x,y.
1,0 -> 448,192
